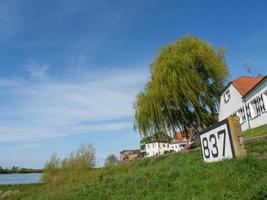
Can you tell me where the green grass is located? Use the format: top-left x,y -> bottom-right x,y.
0,141 -> 267,200
243,123 -> 267,139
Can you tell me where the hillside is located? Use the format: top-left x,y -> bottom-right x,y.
0,140 -> 267,200
243,123 -> 267,139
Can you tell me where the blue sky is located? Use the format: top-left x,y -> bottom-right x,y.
0,0 -> 267,168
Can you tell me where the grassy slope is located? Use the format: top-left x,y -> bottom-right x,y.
1,141 -> 267,200
243,123 -> 267,139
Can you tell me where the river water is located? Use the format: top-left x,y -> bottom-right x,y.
0,173 -> 42,185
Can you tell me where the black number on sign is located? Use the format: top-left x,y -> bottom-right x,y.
202,129 -> 228,159
202,137 -> 210,158
209,134 -> 218,157
218,129 -> 226,156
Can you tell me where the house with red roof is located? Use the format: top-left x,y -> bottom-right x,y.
218,75 -> 267,131
169,130 -> 193,152
143,131 -> 194,157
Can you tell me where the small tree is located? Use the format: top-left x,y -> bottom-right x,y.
105,154 -> 118,167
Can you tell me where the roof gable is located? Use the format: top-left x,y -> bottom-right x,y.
231,76 -> 264,97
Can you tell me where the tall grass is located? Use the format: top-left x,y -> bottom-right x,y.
42,143 -> 96,184
74,149 -> 267,200
1,141 -> 266,200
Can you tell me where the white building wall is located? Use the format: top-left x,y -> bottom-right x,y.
242,79 -> 267,130
145,141 -> 189,157
169,143 -> 180,152
218,78 -> 267,131
169,143 -> 187,152
218,84 -> 243,121
145,142 -> 170,157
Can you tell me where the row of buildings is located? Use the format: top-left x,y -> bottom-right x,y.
140,131 -> 193,157
120,131 -> 193,161
120,75 -> 267,161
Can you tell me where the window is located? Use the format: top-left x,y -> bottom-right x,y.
259,93 -> 266,113
237,106 -> 246,124
249,94 -> 266,118
246,103 -> 252,120
257,94 -> 266,113
250,100 -> 257,118
224,90 -> 231,103
263,91 -> 267,108
250,98 -> 260,118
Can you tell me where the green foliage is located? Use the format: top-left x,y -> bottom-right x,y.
140,132 -> 172,144
2,141 -> 267,200
105,154 -> 118,167
61,143 -> 96,170
42,143 -> 96,184
0,166 -> 42,174
246,140 -> 267,156
45,152 -> 61,170
134,36 -> 229,137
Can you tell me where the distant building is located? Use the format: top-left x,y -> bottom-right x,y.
145,142 -> 170,157
169,141 -> 187,152
169,130 -> 193,152
120,149 -> 140,161
219,75 -> 267,131
143,131 -> 193,157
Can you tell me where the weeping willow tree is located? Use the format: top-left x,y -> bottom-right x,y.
134,36 -> 229,137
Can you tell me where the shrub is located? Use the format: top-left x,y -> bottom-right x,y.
62,143 -> 96,170
43,143 -> 96,183
105,154 -> 118,167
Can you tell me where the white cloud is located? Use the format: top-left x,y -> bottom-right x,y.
0,64 -> 148,142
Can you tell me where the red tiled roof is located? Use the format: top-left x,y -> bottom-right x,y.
231,76 -> 264,96
174,130 -> 193,143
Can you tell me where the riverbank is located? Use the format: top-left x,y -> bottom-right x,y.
0,184 -> 41,199
0,139 -> 266,200
0,168 -> 42,174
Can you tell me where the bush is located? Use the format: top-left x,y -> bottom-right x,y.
42,152 -> 61,183
105,154 -> 118,167
62,143 -> 96,170
43,143 -> 96,183
44,152 -> 61,170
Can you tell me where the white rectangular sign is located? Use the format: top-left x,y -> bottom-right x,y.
199,119 -> 235,162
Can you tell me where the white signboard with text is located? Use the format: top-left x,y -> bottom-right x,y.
199,119 -> 235,162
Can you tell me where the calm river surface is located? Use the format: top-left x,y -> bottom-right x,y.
0,173 -> 42,185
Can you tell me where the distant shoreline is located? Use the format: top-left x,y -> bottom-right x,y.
0,171 -> 43,174
0,168 -> 43,174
